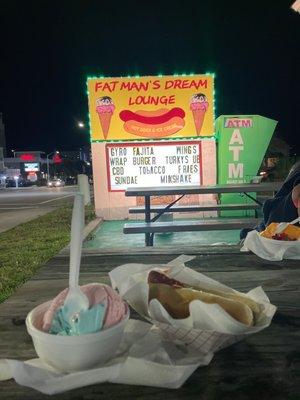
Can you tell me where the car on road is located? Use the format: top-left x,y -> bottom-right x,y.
47,178 -> 65,187
5,178 -> 33,187
65,176 -> 77,185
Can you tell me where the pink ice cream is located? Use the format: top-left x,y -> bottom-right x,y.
190,101 -> 209,112
189,93 -> 209,136
42,283 -> 127,332
96,104 -> 115,114
96,97 -> 115,139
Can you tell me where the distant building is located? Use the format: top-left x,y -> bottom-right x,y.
79,145 -> 91,163
0,113 -> 6,175
0,113 -> 6,157
0,147 -> 4,176
60,151 -> 81,161
60,146 -> 91,162
4,151 -> 49,181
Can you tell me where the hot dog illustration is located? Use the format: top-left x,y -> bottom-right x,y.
119,107 -> 185,138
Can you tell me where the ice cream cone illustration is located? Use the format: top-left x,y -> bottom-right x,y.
96,96 -> 115,139
190,93 -> 209,136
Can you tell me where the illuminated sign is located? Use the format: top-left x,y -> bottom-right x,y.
53,154 -> 62,164
24,163 -> 39,172
217,115 -> 277,185
20,154 -> 36,161
87,74 -> 214,142
106,141 -> 202,191
224,118 -> 253,128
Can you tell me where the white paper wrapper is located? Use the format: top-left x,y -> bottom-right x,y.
241,230 -> 300,261
1,256 -> 277,394
0,320 -> 212,394
109,255 -> 277,355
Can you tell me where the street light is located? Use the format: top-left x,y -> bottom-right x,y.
78,121 -> 85,128
46,151 -> 59,183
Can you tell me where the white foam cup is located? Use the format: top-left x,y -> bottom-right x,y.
26,300 -> 129,373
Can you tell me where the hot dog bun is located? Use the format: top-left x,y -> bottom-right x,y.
148,271 -> 260,315
149,283 -> 254,326
135,109 -> 170,117
148,270 -> 260,326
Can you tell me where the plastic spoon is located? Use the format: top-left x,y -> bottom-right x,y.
274,216 -> 300,234
63,193 -> 89,321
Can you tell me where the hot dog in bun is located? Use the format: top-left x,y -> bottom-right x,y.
148,270 -> 261,326
119,108 -> 185,138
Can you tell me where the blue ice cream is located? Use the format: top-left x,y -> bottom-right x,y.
49,302 -> 106,336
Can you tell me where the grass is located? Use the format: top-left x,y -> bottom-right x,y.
0,203 -> 95,303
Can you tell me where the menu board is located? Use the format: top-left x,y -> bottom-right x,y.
106,141 -> 202,191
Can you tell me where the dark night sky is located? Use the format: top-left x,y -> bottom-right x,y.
0,0 -> 299,154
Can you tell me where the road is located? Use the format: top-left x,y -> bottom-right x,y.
0,186 -> 78,233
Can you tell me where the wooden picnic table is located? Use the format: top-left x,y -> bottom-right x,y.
124,182 -> 283,245
0,246 -> 299,399
125,182 -> 283,197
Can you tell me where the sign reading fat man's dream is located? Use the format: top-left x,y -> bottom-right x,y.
106,141 -> 202,191
87,74 -> 214,142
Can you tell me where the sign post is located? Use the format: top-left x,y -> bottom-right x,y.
14,175 -> 19,189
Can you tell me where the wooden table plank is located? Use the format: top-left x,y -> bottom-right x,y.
125,182 -> 282,196
33,251 -> 300,273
